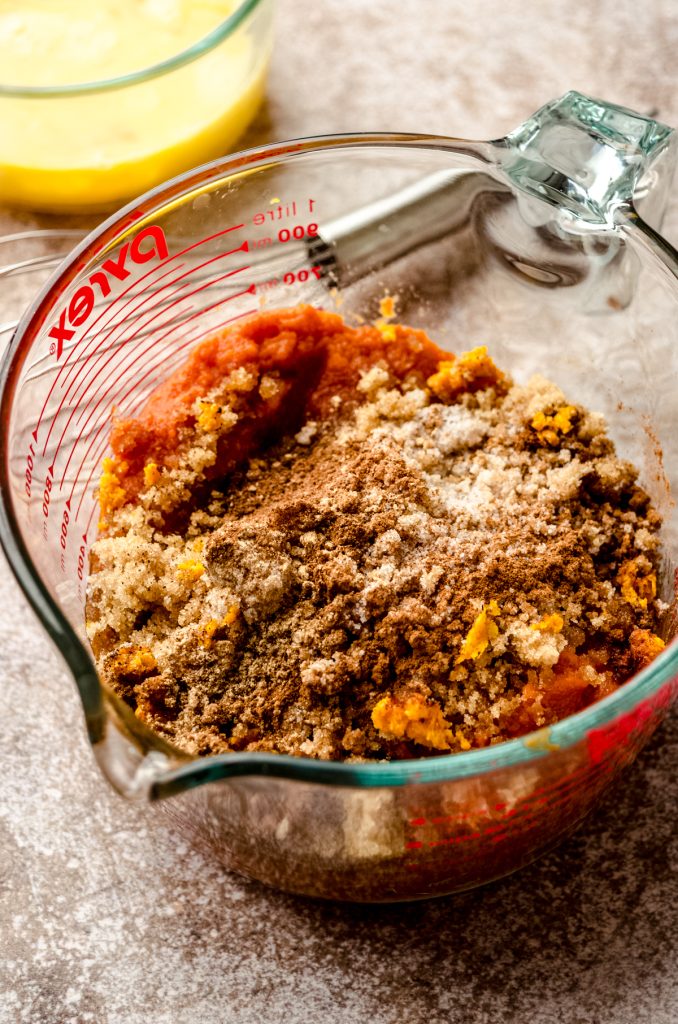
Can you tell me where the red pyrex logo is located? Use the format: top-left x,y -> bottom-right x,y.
48,226 -> 169,359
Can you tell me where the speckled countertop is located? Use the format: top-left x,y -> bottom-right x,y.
1,2 -> 677,1022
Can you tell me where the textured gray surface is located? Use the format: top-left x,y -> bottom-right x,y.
1,1 -> 677,1022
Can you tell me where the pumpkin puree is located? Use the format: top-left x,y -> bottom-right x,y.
106,305 -> 447,510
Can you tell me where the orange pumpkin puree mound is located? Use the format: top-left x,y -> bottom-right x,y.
109,305 -> 447,504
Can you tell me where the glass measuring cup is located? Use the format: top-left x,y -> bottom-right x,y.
1,91 -> 677,902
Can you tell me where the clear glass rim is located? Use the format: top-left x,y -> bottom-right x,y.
1,130 -> 677,793
0,0 -> 264,98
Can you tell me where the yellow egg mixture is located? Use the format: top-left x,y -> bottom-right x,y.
0,0 -> 270,210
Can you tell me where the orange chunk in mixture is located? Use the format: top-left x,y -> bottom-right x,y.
98,457 -> 128,522
196,401 -> 223,431
630,628 -> 665,668
379,295 -> 396,319
530,613 -> 564,633
258,375 -> 282,401
110,645 -> 158,679
371,693 -> 454,751
143,461 -> 161,487
222,604 -> 239,626
376,321 -> 397,342
200,605 -> 240,647
375,295 -> 397,341
617,559 -> 657,609
530,405 -> 577,447
427,346 -> 508,403
176,559 -> 205,582
456,600 -> 501,664
200,620 -> 220,646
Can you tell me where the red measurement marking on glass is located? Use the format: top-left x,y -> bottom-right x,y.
30,209 -> 146,440
487,808 -> 563,846
40,263 -> 182,459
107,303 -> 257,422
517,762 -> 590,804
46,244 -> 249,462
428,832 -> 485,848
43,271 -> 184,469
432,810 -> 490,825
71,319 -> 240,515
59,274 -> 251,490
54,265 -> 248,484
57,263 -> 180,401
77,262 -> 185,353
70,258 -> 250,438
72,304 -> 255,518
407,761 -> 595,834
71,325 -> 218,509
410,808 -> 520,831
411,786 -> 592,857
72,304 -> 256,498
408,809 -> 491,828
64,240 -> 249,417
84,501 -> 97,538
59,265 -> 185,397
110,285 -> 257,415
63,311 -> 201,490
33,223 -> 245,443
59,227 -> 247,394
406,779 -> 593,852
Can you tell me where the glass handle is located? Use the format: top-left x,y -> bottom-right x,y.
313,169 -> 509,285
496,91 -> 677,230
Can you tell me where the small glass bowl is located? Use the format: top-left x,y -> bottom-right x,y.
0,0 -> 274,214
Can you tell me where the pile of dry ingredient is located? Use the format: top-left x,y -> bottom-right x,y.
86,305 -> 668,760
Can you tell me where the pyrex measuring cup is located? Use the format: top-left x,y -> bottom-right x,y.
1,92 -> 678,902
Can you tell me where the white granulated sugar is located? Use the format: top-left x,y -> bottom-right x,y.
508,621 -> 567,668
425,403 -> 493,454
300,658 -> 336,689
357,365 -> 391,394
295,420 -> 319,445
420,565 -> 445,595
634,527 -> 656,551
545,460 -> 587,501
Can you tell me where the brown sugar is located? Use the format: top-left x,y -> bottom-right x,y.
86,307 -> 667,761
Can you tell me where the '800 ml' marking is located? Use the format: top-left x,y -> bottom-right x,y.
42,466 -> 53,519
25,442 -> 35,498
